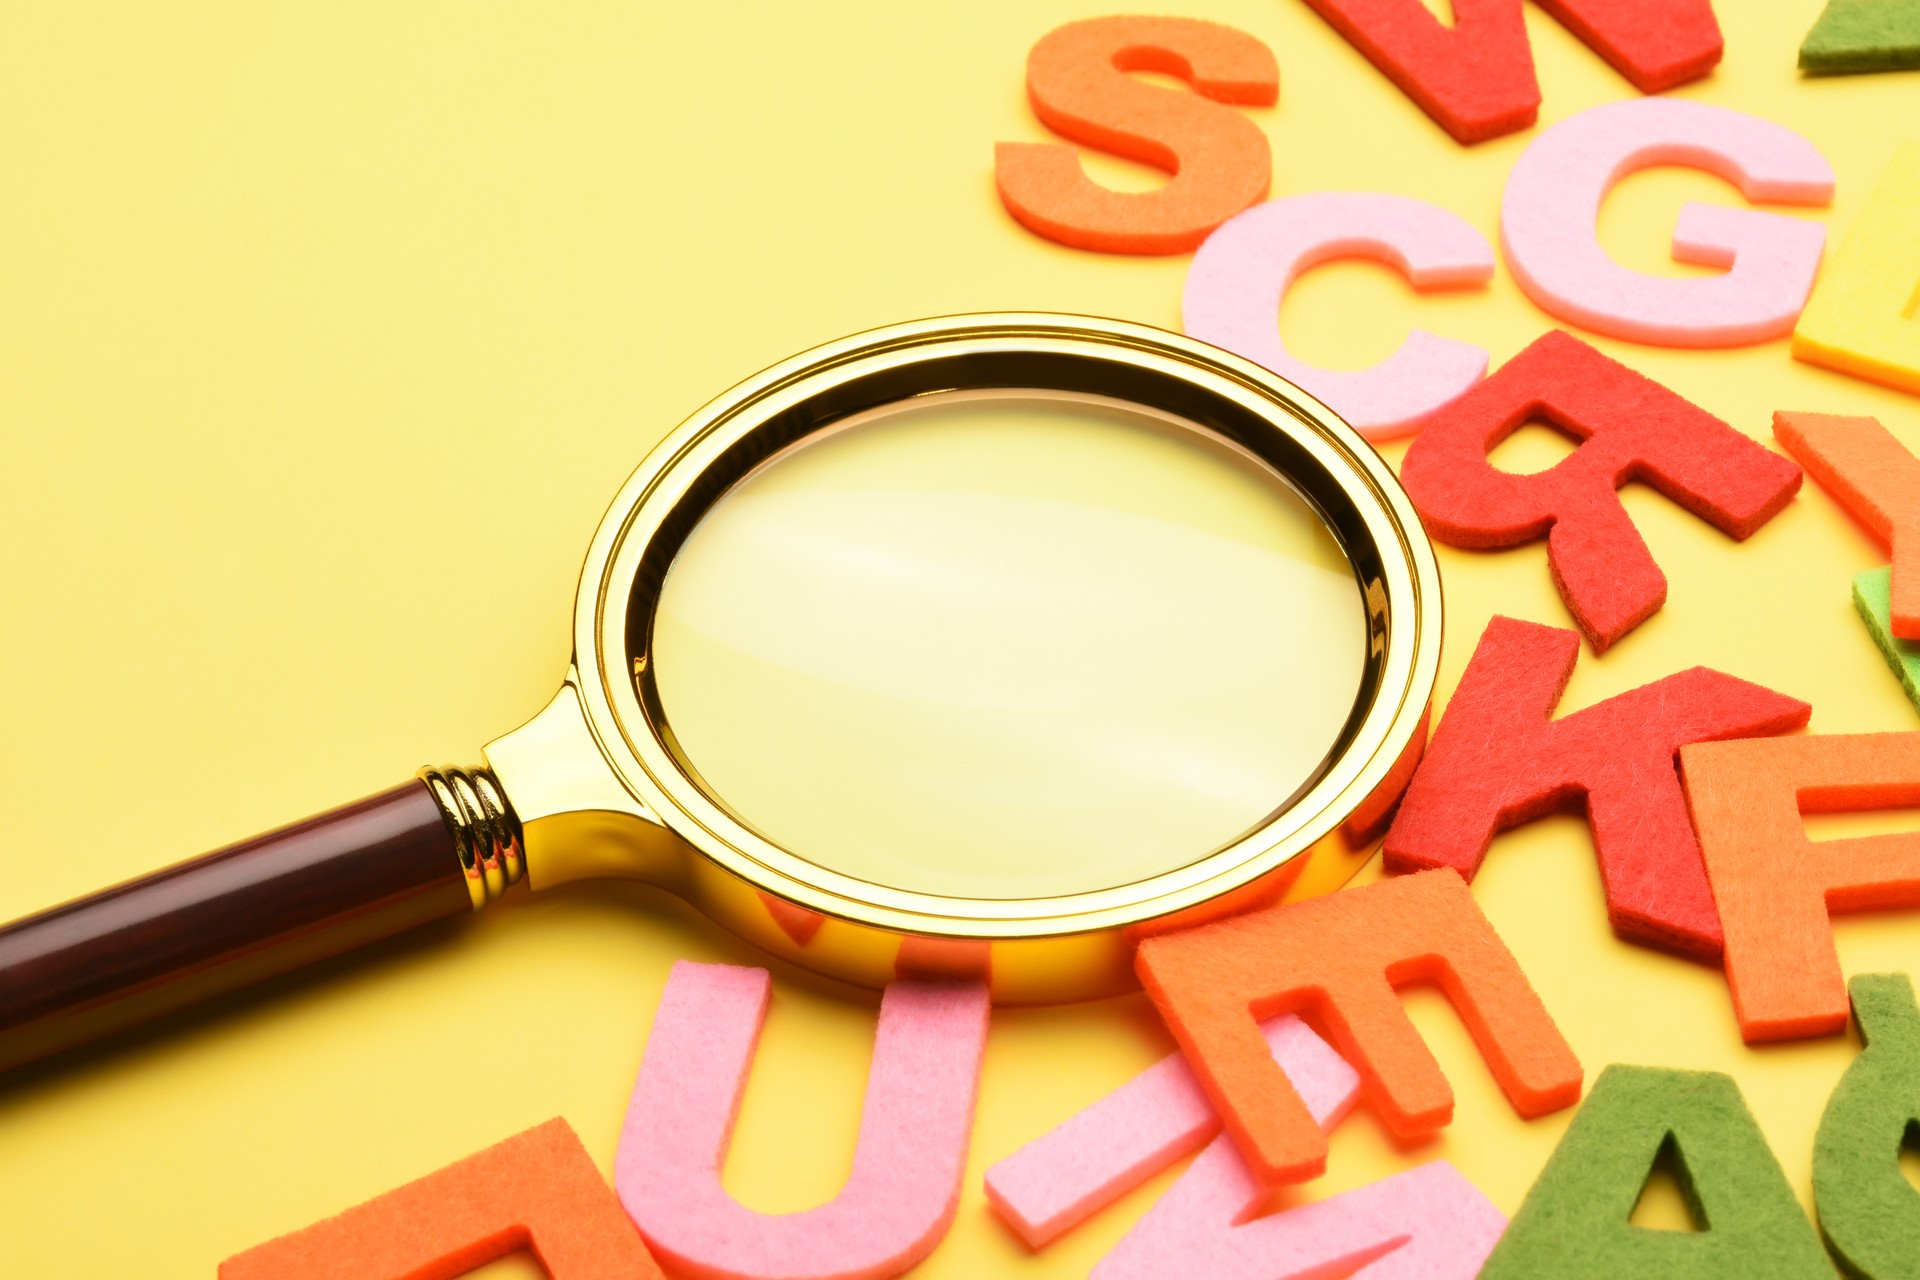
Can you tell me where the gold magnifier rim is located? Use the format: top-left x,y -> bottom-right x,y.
573,313 -> 1441,939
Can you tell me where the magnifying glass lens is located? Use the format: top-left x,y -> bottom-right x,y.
650,389 -> 1368,900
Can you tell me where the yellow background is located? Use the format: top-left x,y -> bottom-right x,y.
3,0 -> 1918,1273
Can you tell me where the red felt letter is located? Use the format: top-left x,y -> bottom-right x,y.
1299,0 -> 1538,143
994,17 -> 1278,254
1681,733 -> 1920,1043
1399,330 -> 1802,651
1535,0 -> 1725,92
1137,869 -> 1583,1186
1299,0 -> 1721,145
1383,615 -> 1810,961
220,1118 -> 662,1280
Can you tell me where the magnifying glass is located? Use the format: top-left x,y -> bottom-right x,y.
0,314 -> 1440,1072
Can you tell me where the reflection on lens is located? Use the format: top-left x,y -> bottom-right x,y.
649,390 -> 1367,900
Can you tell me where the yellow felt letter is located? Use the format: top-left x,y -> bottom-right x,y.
1795,143 -> 1920,394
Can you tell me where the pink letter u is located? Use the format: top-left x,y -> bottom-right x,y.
616,961 -> 990,1280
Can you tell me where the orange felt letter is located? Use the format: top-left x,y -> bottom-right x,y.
1681,733 -> 1920,1043
1136,869 -> 1582,1185
994,16 -> 1278,254
1774,410 -> 1920,640
220,1118 -> 662,1280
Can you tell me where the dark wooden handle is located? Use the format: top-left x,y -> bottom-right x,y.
0,780 -> 473,1073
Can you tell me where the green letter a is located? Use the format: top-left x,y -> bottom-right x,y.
1481,1065 -> 1830,1278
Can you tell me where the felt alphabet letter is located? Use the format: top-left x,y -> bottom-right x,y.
1399,330 -> 1804,650
1854,567 -> 1920,714
1795,143 -> 1920,393
1814,974 -> 1920,1279
1531,0 -> 1724,91
1775,410 -> 1920,639
1299,0 -> 1535,144
1383,615 -> 1811,960
995,17 -> 1278,254
1094,1149 -> 1505,1280
1680,733 -> 1920,1042
1297,0 -> 1722,145
1502,99 -> 1834,347
1479,1065 -> 1834,1278
985,1014 -> 1360,1247
220,1118 -> 663,1280
1136,868 -> 1582,1185
1183,192 -> 1495,439
615,962 -> 989,1280
1801,0 -> 1920,75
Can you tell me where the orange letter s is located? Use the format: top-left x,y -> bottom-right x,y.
995,17 -> 1278,255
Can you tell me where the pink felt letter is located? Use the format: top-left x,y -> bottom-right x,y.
615,962 -> 989,1280
984,1014 -> 1359,1247
1502,99 -> 1834,346
1183,193 -> 1495,440
1094,1149 -> 1505,1280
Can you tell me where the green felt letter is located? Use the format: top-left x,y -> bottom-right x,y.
1815,973 -> 1920,1279
1801,0 -> 1920,75
1480,1065 -> 1831,1278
